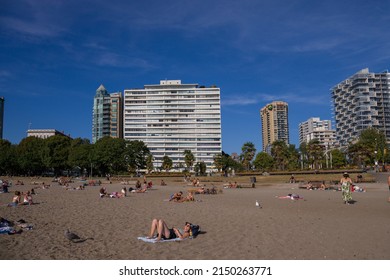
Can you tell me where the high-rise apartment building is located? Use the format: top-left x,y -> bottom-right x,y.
299,117 -> 336,147
0,97 -> 4,139
92,85 -> 123,143
123,80 -> 222,171
331,68 -> 390,147
260,101 -> 289,152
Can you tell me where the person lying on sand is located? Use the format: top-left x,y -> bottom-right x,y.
169,191 -> 183,201
147,219 -> 191,241
276,193 -> 303,200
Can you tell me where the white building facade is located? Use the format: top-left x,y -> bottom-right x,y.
123,80 -> 222,171
299,117 -> 336,148
331,68 -> 390,147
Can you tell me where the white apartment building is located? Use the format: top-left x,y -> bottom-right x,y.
124,80 -> 222,171
299,117 -> 336,148
331,68 -> 390,147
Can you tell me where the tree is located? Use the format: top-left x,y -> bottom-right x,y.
161,155 -> 173,172
331,149 -> 347,168
146,154 -> 154,174
240,142 -> 256,170
68,138 -> 92,176
183,149 -> 195,172
253,152 -> 274,171
16,137 -> 46,176
94,137 -> 126,175
306,139 -> 324,170
194,161 -> 207,176
271,140 -> 289,170
0,139 -> 18,175
213,151 -> 243,175
124,140 -> 151,174
43,135 -> 72,176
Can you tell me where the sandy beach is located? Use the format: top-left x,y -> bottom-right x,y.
1,175 -> 389,260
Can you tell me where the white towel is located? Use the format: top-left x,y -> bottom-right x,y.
137,236 -> 182,243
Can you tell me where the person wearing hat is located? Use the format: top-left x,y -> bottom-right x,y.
340,172 -> 353,204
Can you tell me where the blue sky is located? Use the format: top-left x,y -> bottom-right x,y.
1,0 -> 390,154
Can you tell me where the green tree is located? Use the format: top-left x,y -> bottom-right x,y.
16,137 -> 46,175
271,140 -> 289,170
183,149 -> 195,171
146,154 -> 154,174
68,138 -> 92,176
94,137 -> 126,175
194,161 -> 207,176
253,152 -> 274,171
161,155 -> 173,172
124,140 -> 150,174
43,135 -> 72,175
0,139 -> 18,175
240,142 -> 256,170
330,149 -> 347,168
306,139 -> 324,170
286,144 -> 299,170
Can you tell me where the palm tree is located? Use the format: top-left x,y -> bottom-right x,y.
271,140 -> 288,170
306,139 -> 324,170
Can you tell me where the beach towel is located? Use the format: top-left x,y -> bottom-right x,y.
137,236 -> 182,243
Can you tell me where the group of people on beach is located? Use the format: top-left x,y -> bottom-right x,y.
7,190 -> 34,207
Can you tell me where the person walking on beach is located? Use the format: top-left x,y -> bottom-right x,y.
387,175 -> 390,192
340,172 -> 353,204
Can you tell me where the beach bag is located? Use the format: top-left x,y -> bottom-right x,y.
190,224 -> 200,238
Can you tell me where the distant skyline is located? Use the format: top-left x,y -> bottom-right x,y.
1,0 -> 389,154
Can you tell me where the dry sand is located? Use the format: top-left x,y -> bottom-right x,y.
0,175 -> 389,260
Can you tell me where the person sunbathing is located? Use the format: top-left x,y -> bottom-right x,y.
8,191 -> 21,207
169,191 -> 183,201
147,219 -> 191,241
277,193 -> 303,200
22,191 -> 33,205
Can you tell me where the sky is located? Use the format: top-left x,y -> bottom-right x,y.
1,0 -> 390,154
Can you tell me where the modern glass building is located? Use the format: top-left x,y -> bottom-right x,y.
0,97 -> 4,139
260,101 -> 289,152
331,68 -> 390,147
123,80 -> 222,171
92,85 -> 123,143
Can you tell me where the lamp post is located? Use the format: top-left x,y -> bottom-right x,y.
375,138 -> 378,172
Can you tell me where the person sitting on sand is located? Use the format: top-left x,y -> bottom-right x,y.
306,181 -> 313,190
121,187 -> 127,197
161,180 -> 167,186
319,181 -> 327,191
147,218 -> 191,241
135,180 -> 142,189
8,191 -> 21,207
99,187 -> 108,198
30,188 -> 36,195
22,191 -> 33,205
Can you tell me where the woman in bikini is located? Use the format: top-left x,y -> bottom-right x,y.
147,219 -> 191,241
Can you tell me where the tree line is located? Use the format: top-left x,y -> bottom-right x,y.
215,127 -> 389,174
0,128 -> 388,176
